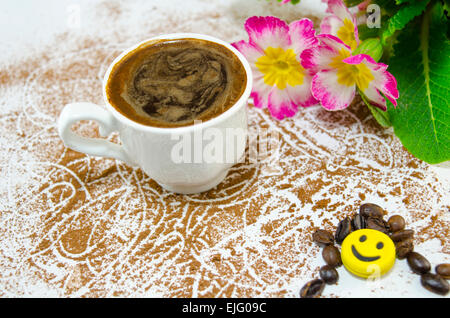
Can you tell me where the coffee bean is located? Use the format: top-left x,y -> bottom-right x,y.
407,252 -> 431,274
390,229 -> 414,242
322,245 -> 342,267
420,273 -> 450,296
359,203 -> 384,219
351,214 -> 366,231
335,217 -> 351,244
435,264 -> 450,280
312,229 -> 334,246
366,217 -> 389,234
387,215 -> 405,233
300,278 -> 325,298
395,238 -> 414,259
319,265 -> 339,284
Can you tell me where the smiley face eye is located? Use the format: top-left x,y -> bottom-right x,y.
359,235 -> 367,242
376,242 -> 384,249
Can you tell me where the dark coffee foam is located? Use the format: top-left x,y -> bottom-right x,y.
106,39 -> 247,128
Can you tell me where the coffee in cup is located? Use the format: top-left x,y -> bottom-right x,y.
58,33 -> 252,194
105,38 -> 247,128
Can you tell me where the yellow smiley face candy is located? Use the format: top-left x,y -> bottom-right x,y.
341,229 -> 395,279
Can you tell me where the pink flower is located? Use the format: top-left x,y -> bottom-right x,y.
232,16 -> 319,120
320,0 -> 359,51
357,0 -> 371,11
321,0 -> 334,13
301,34 -> 398,111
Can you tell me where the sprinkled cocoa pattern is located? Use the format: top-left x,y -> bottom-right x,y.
0,0 -> 448,297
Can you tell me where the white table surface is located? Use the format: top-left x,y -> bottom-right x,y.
0,0 -> 448,298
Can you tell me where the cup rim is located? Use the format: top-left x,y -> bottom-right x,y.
102,33 -> 253,134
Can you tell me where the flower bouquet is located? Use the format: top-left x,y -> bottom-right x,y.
232,0 -> 449,164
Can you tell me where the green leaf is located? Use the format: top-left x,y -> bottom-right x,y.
381,0 -> 430,44
372,0 -> 400,15
444,0 -> 450,15
358,24 -> 382,41
343,0 -> 364,6
272,0 -> 300,3
386,2 -> 450,164
359,90 -> 392,127
357,14 -> 393,42
395,0 -> 416,4
353,38 -> 384,61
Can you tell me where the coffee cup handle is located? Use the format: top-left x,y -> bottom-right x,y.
58,102 -> 135,166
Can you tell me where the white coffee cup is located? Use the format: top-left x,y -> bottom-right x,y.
58,33 -> 252,194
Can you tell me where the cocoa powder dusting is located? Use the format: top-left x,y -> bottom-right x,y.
0,0 -> 448,298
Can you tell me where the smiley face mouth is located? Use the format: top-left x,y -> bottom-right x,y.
351,245 -> 380,262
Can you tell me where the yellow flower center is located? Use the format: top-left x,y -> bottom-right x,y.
329,48 -> 374,90
255,47 -> 305,90
337,18 -> 358,51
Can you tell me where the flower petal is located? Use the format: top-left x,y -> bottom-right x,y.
344,54 -> 399,107
311,70 -> 356,110
358,0 -> 371,11
301,45 -> 336,74
361,85 -> 387,111
251,90 -> 266,109
245,16 -> 291,51
267,87 -> 299,120
381,71 -> 399,106
321,0 -> 359,50
250,70 -> 270,109
328,0 -> 357,25
342,53 -> 376,65
301,35 -> 351,73
289,18 -> 318,55
317,34 -> 351,52
231,40 -> 264,64
320,15 -> 344,35
286,74 -> 318,108
321,0 -> 333,13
